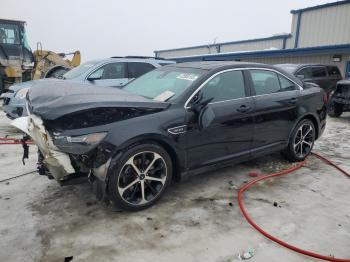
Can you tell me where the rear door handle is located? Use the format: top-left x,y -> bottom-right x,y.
237,104 -> 251,113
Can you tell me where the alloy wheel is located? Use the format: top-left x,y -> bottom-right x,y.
293,124 -> 314,158
117,151 -> 167,205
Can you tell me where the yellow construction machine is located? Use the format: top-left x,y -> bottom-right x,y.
0,18 -> 81,93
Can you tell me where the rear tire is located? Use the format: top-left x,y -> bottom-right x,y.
327,100 -> 343,117
107,143 -> 173,211
282,119 -> 315,162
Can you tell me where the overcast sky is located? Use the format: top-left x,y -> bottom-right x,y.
1,0 -> 333,61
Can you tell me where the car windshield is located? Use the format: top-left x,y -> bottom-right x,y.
123,68 -> 205,102
63,61 -> 98,79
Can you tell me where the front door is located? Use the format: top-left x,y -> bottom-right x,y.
87,62 -> 129,87
186,69 -> 254,169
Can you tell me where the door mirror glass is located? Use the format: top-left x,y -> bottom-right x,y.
296,74 -> 305,80
198,106 -> 215,130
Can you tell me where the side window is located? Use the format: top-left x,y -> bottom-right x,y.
200,70 -> 245,103
327,66 -> 341,77
89,63 -> 126,80
278,75 -> 297,91
311,67 -> 327,78
128,62 -> 155,78
297,67 -> 313,79
250,70 -> 280,95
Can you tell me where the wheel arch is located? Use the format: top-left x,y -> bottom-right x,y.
288,113 -> 320,142
301,114 -> 319,139
107,133 -> 183,183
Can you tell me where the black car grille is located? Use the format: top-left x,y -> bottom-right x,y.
3,97 -> 10,105
340,86 -> 350,98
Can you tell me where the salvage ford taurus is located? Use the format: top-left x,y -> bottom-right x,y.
12,61 -> 327,211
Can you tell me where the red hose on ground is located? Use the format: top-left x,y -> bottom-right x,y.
0,137 -> 33,145
237,152 -> 350,262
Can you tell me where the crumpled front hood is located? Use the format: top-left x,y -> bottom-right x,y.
27,80 -> 169,120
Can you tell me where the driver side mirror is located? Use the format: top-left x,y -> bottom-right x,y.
87,69 -> 103,81
87,76 -> 101,81
189,91 -> 215,130
189,91 -> 213,113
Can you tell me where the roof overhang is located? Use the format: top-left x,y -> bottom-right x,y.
0,18 -> 26,25
154,34 -> 291,54
172,44 -> 350,62
291,0 -> 350,14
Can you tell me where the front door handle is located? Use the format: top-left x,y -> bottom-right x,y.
237,104 -> 251,113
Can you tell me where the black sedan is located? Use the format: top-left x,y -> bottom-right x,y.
16,61 -> 327,211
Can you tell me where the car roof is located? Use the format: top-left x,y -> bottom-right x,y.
166,61 -> 280,71
83,57 -> 175,65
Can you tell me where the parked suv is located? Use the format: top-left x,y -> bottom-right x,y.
275,64 -> 342,95
327,79 -> 350,117
13,61 -> 327,211
1,56 -> 174,119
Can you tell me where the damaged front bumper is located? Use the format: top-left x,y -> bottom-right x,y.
12,115 -> 76,181
12,113 -> 116,185
11,114 -> 114,185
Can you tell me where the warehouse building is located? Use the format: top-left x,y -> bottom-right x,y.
154,0 -> 350,78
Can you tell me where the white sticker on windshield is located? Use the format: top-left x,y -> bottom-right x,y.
154,90 -> 175,102
177,73 -> 198,81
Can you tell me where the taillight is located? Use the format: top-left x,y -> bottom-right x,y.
323,93 -> 328,104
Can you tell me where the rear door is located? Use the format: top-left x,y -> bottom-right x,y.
248,69 -> 300,155
186,69 -> 254,169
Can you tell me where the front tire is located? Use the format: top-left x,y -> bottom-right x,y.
107,143 -> 173,211
283,119 -> 316,162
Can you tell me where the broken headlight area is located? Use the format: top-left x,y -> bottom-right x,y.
52,132 -> 108,155
68,141 -> 117,182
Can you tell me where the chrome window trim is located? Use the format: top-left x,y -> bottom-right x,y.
184,67 -> 303,109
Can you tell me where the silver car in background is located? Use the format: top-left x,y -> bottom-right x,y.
1,56 -> 174,119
